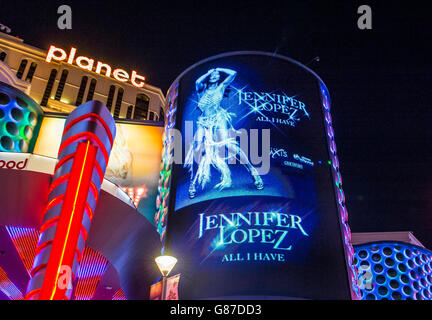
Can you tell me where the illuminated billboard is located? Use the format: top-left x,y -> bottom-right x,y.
33,115 -> 163,222
157,52 -> 358,299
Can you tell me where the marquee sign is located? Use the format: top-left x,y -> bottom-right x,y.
45,45 -> 146,88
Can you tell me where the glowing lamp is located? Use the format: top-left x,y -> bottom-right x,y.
155,255 -> 177,277
155,255 -> 177,300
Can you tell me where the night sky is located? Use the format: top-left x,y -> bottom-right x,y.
2,1 -> 432,246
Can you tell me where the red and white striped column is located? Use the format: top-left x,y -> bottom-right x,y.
25,101 -> 116,300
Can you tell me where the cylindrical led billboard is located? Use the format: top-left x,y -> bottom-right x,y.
155,52 -> 359,299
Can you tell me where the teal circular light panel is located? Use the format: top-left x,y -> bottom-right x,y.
0,84 -> 43,153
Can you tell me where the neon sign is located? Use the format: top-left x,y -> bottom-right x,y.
26,101 -> 116,300
198,211 -> 310,263
45,45 -> 146,88
0,158 -> 28,170
238,90 -> 310,127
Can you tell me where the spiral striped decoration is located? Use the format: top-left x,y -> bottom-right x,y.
25,100 -> 116,300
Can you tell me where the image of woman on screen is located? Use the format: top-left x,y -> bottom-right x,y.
185,67 -> 263,199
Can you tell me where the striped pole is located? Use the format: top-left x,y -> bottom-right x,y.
25,101 -> 116,300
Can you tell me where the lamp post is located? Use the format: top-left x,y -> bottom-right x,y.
155,255 -> 177,300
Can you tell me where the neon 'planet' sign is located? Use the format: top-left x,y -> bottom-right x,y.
45,45 -> 146,88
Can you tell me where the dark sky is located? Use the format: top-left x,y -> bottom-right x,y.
2,1 -> 432,246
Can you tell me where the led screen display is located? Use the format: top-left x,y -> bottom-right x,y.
163,53 -> 353,299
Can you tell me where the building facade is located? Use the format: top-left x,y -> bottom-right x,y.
0,32 -> 165,121
0,29 -> 166,300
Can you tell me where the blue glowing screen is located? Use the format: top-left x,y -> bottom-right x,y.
164,54 -> 351,299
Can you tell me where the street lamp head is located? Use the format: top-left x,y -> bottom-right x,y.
155,255 -> 177,277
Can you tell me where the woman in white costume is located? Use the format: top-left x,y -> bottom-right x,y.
185,68 -> 263,198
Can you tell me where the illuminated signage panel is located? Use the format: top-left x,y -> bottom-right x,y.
161,53 -> 354,299
45,45 -> 146,88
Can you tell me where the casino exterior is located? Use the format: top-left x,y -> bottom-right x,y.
1,29 -> 432,300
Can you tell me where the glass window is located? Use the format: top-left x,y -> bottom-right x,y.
126,105 -> 133,119
86,78 -> 97,101
149,111 -> 155,121
106,85 -> 116,111
159,107 -> 165,122
41,69 -> 58,107
25,62 -> 37,82
75,76 -> 88,106
133,93 -> 149,120
16,59 -> 28,79
54,69 -> 68,100
113,88 -> 124,118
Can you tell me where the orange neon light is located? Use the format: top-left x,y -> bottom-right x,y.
45,45 -> 146,88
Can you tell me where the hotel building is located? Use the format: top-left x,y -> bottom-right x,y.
0,31 -> 165,121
